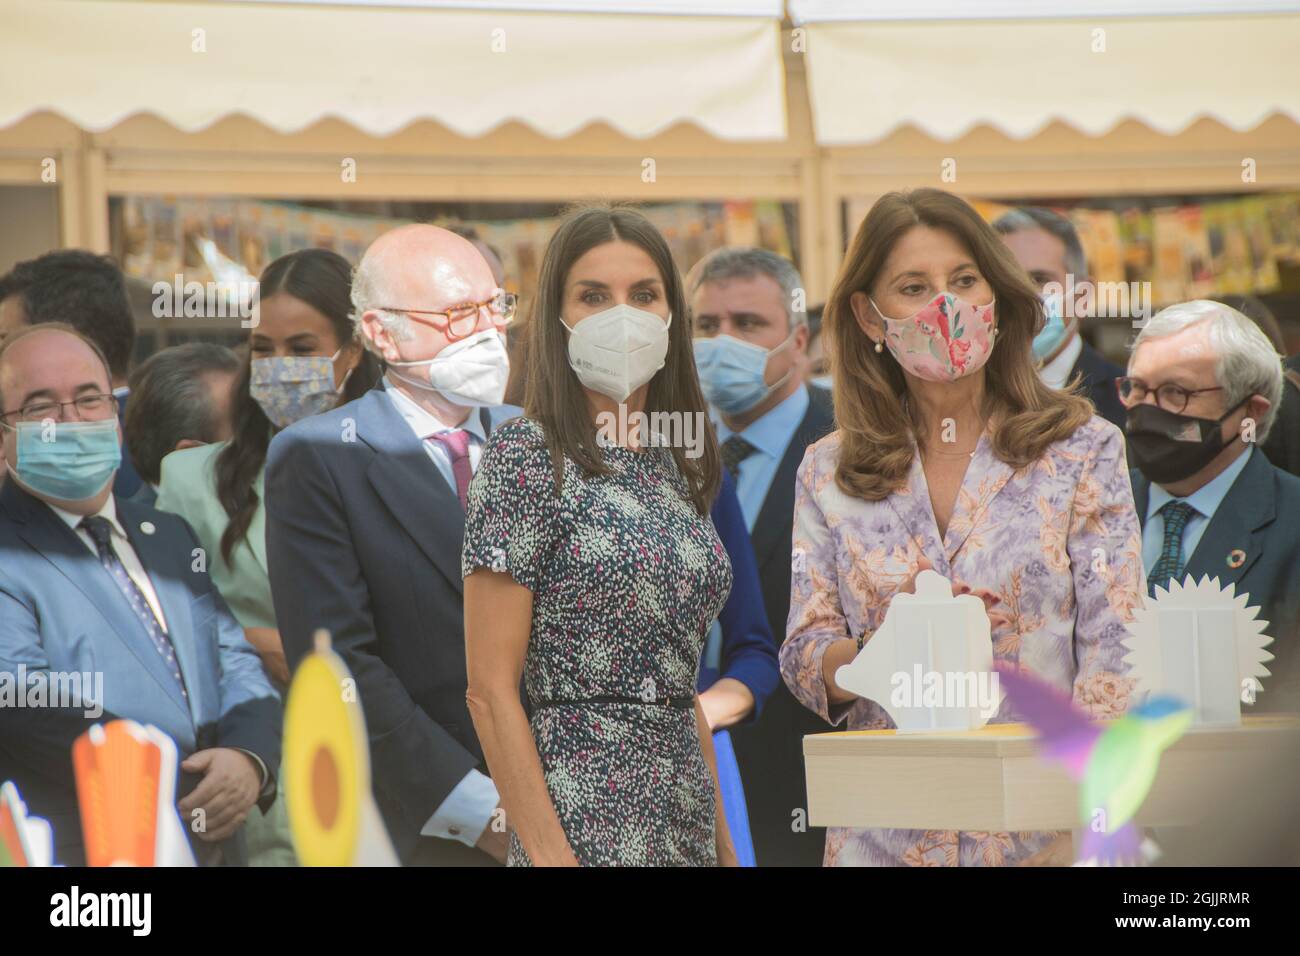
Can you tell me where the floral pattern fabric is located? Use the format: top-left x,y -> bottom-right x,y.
462,416 -> 733,866
881,293 -> 995,382
781,416 -> 1144,866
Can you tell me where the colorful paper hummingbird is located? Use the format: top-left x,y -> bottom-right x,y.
991,661 -> 1191,865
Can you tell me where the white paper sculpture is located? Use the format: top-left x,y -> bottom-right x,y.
1123,575 -> 1273,727
835,570 -> 1001,733
0,780 -> 53,867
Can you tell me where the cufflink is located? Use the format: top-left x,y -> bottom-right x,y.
140,521 -> 156,535
1226,548 -> 1246,570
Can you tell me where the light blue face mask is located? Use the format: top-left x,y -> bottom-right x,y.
8,418 -> 122,502
693,333 -> 794,415
1032,292 -> 1069,361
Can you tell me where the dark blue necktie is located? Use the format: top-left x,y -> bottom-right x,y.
80,516 -> 188,702
721,435 -> 758,483
1148,500 -> 1197,597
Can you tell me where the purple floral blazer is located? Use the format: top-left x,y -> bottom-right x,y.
781,416 -> 1143,867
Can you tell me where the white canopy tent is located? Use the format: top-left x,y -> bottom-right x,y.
0,0 -> 788,141
0,0 -> 1297,298
789,0 -> 1300,144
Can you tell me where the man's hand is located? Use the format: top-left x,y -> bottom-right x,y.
178,748 -> 262,842
699,679 -> 755,731
475,807 -> 509,864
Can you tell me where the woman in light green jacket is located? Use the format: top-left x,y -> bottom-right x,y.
157,248 -> 381,864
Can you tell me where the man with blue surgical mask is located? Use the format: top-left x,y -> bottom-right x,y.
994,205 -> 1127,429
0,324 -> 281,866
689,246 -> 834,868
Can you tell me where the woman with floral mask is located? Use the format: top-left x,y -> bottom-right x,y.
154,248 -> 379,864
461,205 -> 738,866
781,188 -> 1144,867
160,248 -> 378,683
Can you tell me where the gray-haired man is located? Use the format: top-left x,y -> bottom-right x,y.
1124,299 -> 1300,709
690,246 -> 835,867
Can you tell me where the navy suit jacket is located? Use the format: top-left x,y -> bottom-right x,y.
265,385 -> 507,864
699,468 -> 779,719
726,383 -> 837,867
0,480 -> 281,865
1073,340 -> 1127,431
1132,449 -> 1300,711
112,389 -> 145,499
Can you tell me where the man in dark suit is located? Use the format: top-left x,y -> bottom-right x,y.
0,324 -> 280,865
0,250 -> 145,497
1125,300 -> 1300,710
690,247 -> 836,866
994,206 -> 1127,429
266,225 -> 519,866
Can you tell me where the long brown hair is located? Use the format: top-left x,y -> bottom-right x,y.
523,204 -> 720,516
215,249 -> 381,562
825,188 -> 1093,501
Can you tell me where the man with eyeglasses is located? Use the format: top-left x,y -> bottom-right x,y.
1123,300 -> 1300,710
265,224 -> 521,865
0,324 -> 281,865
0,250 -> 146,498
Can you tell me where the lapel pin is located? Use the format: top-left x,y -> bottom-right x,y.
140,521 -> 156,536
1226,548 -> 1246,570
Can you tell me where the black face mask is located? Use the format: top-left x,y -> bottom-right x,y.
1125,400 -> 1245,485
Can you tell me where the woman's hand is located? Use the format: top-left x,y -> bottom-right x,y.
699,679 -> 755,731
825,556 -> 1010,706
716,833 -> 740,867
242,627 -> 290,686
951,581 -> 1012,631
1017,832 -> 1074,867
897,556 -> 1012,630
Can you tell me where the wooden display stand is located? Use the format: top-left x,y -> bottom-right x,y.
804,715 -> 1300,831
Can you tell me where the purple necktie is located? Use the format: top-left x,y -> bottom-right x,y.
429,429 -> 472,511
80,516 -> 188,702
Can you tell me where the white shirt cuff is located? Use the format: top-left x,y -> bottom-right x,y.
234,748 -> 272,796
420,769 -> 499,847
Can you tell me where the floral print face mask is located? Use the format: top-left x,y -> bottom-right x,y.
250,350 -> 350,429
871,291 -> 997,383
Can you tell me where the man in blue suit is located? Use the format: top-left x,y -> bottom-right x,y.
0,324 -> 280,865
1125,300 -> 1300,711
266,225 -> 519,866
690,247 -> 836,867
0,250 -> 145,497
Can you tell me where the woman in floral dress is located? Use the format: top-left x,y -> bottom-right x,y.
782,188 -> 1144,866
462,206 -> 737,866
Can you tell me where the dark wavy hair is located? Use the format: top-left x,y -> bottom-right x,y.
214,248 -> 381,562
523,204 -> 720,516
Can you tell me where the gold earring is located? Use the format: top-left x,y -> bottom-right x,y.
874,340 -> 883,353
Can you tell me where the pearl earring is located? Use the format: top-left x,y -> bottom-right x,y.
874,340 -> 883,353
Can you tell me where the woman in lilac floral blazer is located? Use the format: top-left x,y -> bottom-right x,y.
781,188 -> 1144,867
